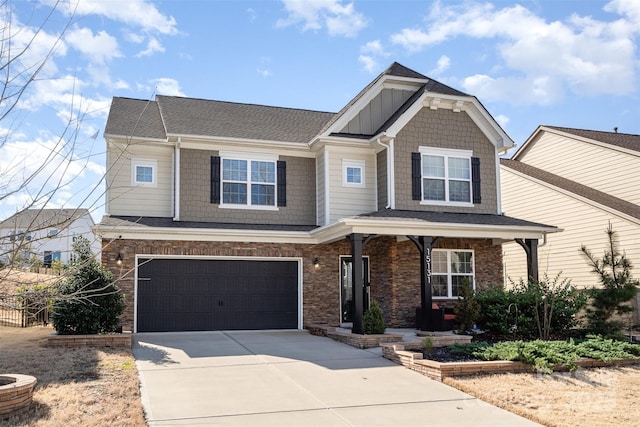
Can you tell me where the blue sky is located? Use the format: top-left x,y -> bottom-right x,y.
1,0 -> 638,222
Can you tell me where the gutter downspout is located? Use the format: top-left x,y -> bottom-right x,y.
376,137 -> 395,209
173,137 -> 181,221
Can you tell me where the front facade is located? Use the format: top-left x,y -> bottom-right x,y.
501,126 -> 640,288
97,63 -> 556,333
0,208 -> 100,267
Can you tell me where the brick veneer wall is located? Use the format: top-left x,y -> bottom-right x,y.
102,235 -> 504,331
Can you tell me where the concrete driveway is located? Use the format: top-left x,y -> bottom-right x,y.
133,330 -> 539,426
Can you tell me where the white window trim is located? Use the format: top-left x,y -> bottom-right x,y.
432,249 -> 475,299
419,146 -> 473,207
220,155 -> 279,210
131,159 -> 157,187
342,159 -> 365,188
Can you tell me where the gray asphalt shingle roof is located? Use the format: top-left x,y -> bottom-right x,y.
104,97 -> 166,139
104,62 -> 470,143
546,126 -> 640,153
355,209 -> 556,229
501,159 -> 640,220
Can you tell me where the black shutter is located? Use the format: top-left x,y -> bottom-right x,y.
277,160 -> 286,207
211,156 -> 220,204
411,152 -> 421,200
471,157 -> 481,204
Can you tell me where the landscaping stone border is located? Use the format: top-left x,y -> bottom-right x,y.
306,324 -> 403,348
0,374 -> 37,420
382,342 -> 640,382
47,332 -> 131,348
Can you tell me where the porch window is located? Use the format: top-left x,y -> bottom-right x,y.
432,249 -> 474,298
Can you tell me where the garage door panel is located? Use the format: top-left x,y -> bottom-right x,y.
137,259 -> 299,332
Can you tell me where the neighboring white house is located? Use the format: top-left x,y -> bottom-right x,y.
501,126 -> 640,290
0,208 -> 100,266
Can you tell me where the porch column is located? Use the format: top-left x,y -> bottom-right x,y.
515,238 -> 539,282
350,233 -> 364,334
418,236 -> 435,331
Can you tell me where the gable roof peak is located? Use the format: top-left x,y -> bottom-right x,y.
384,62 -> 428,80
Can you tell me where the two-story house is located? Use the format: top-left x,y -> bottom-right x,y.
501,126 -> 640,314
0,208 -> 100,266
96,62 -> 556,333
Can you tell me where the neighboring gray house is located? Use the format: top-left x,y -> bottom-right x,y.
0,208 -> 100,266
96,62 -> 556,333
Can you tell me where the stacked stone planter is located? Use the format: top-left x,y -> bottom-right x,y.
0,374 -> 37,419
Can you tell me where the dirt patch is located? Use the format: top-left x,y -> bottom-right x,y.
444,366 -> 640,426
0,326 -> 145,426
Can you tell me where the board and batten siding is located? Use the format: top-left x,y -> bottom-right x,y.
327,148 -> 377,223
517,131 -> 640,205
107,142 -> 173,217
501,166 -> 640,288
340,88 -> 415,135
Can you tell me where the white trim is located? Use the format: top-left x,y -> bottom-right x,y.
219,156 -> 278,209
389,138 -> 395,209
173,139 -> 180,221
342,159 -> 366,188
419,147 -> 473,205
131,159 -> 157,187
495,149 -> 502,214
219,150 -> 278,162
133,254 -> 303,333
431,249 -> 475,299
218,204 -> 279,211
324,149 -> 330,225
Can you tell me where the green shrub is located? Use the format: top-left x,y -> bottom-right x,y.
453,278 -> 481,332
51,236 -> 124,335
421,337 -> 434,355
453,336 -> 640,373
475,275 -> 585,340
363,299 -> 385,334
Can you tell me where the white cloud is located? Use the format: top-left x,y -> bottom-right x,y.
65,27 -> 121,64
277,0 -> 368,37
390,1 -> 639,104
58,0 -> 178,35
0,137 -> 104,214
151,78 -> 185,97
428,55 -> 451,76
494,114 -> 510,129
136,37 -> 165,57
358,40 -> 389,73
358,55 -> 378,74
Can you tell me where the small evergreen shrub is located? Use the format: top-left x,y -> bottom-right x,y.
453,278 -> 481,332
363,299 -> 386,334
51,236 -> 125,335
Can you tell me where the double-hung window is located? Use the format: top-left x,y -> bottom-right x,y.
222,157 -> 276,207
418,147 -> 473,206
432,249 -> 474,298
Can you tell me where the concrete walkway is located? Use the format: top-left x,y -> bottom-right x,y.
133,330 -> 540,426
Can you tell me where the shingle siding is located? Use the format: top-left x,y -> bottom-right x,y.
179,149 -> 316,225
393,108 -> 498,213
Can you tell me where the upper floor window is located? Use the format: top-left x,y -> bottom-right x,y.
413,148 -> 480,206
222,157 -> 276,207
342,159 -> 365,188
48,229 -> 58,237
131,159 -> 157,187
432,249 -> 474,298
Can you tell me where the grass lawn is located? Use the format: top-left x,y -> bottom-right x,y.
0,326 -> 145,426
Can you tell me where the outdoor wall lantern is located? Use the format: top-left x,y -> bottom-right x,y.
116,253 -> 123,266
313,257 -> 320,268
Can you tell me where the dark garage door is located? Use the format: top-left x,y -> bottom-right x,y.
137,258 -> 299,332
